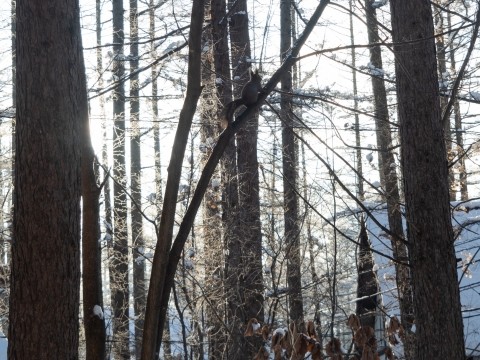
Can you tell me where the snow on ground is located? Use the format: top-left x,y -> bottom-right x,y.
365,199 -> 480,358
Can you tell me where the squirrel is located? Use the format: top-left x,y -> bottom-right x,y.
221,68 -> 262,128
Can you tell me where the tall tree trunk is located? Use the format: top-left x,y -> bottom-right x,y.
280,0 -> 303,328
364,1 -> 415,358
141,1 -> 205,358
227,0 -> 264,357
201,3 -> 225,357
349,0 -> 364,202
9,0 -> 83,357
148,1 -> 170,357
110,0 -> 130,357
211,0 -> 238,355
130,1 -> 145,358
82,98 -> 107,360
390,1 -> 465,358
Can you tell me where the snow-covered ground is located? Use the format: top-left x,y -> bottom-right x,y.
365,199 -> 480,358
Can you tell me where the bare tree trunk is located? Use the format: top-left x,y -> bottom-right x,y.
110,0 -> 130,357
148,1 -> 170,357
141,1 -> 205,358
227,0 -> 264,357
129,1 -> 145,358
82,96 -> 107,360
9,0 -> 83,356
280,0 -> 303,328
364,1 -> 415,358
210,0 -> 238,355
355,220 -> 379,329
200,3 -> 225,357
390,1 -> 465,358
349,0 -> 364,202
447,9 -> 468,201
434,2 -> 455,200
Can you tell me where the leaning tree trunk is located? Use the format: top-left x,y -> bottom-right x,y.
390,1 -> 465,358
140,1 -> 205,358
9,0 -> 83,357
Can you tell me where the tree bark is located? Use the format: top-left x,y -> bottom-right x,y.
200,3 -> 225,357
281,0 -> 304,328
82,100 -> 107,360
364,1 -> 415,357
9,0 -> 83,357
390,1 -> 465,358
130,0 -> 146,358
227,0 -> 265,357
109,0 -> 130,357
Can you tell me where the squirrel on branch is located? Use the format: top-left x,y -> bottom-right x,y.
221,68 -> 262,128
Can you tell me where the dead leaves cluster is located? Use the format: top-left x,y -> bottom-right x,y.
386,315 -> 405,346
248,314 -> 397,360
346,314 -> 395,360
247,318 -> 323,360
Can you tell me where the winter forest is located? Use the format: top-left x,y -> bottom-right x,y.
1,0 -> 480,359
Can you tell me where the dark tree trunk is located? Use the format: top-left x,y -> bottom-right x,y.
390,1 -> 465,358
109,0 -> 130,357
200,3 -> 225,357
280,0 -> 304,328
227,0 -> 264,357
82,104 -> 107,360
364,1 -> 415,357
140,1 -> 205,358
356,220 -> 379,329
9,0 -> 83,357
211,0 -> 238,356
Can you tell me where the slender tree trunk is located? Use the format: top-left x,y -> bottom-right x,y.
364,1 -> 415,358
148,1 -> 170,357
200,4 -> 225,357
302,142 -> 322,344
390,1 -> 465,358
9,0 -> 83,356
280,0 -> 303,328
141,1 -> 205,358
130,1 -> 146,358
434,2 -> 455,200
447,9 -> 468,201
110,0 -> 130,357
11,0 -> 16,174
349,0 -> 364,202
82,97 -> 107,360
227,0 -> 264,357
211,0 -> 238,355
